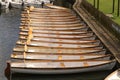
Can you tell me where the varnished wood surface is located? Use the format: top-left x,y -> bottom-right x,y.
11,52 -> 111,60
21,17 -> 79,21
20,29 -> 91,34
18,37 -> 100,44
13,45 -> 105,54
21,20 -> 81,24
45,4 -> 69,10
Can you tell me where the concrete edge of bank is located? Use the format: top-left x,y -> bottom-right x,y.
73,0 -> 120,64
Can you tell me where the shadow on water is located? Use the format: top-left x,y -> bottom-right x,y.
11,70 -> 112,80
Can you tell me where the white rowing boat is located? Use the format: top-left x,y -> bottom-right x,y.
105,69 -> 120,80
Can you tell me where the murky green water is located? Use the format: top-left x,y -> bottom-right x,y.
0,1 -> 114,80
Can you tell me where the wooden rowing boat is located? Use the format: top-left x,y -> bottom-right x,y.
45,4 -> 68,10
18,38 -> 100,45
21,18 -> 80,22
13,45 -> 106,54
22,14 -> 76,17
25,10 -> 71,13
21,18 -> 79,22
19,35 -> 96,41
16,40 -> 101,49
20,26 -> 88,31
23,9 -> 71,13
21,13 -> 74,16
25,8 -> 71,12
19,31 -> 93,36
21,20 -> 81,24
21,23 -> 84,27
20,29 -> 92,35
13,49 -> 107,55
105,68 -> 120,80
10,59 -> 116,74
21,17 -> 79,21
19,30 -> 94,35
21,15 -> 77,19
19,34 -> 96,40
23,9 -> 71,12
11,52 -> 111,60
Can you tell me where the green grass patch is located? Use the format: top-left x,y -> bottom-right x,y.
87,0 -> 120,25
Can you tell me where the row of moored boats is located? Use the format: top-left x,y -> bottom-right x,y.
8,5 -> 117,75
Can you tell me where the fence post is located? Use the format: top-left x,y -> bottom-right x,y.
117,0 -> 120,16
97,0 -> 99,10
112,0 -> 115,13
93,0 -> 96,7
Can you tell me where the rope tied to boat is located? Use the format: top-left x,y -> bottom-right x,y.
29,6 -> 35,11
23,52 -> 27,59
60,62 -> 65,68
23,44 -> 28,62
58,55 -> 62,60
83,61 -> 89,67
26,27 -> 33,44
24,44 -> 28,52
80,55 -> 84,60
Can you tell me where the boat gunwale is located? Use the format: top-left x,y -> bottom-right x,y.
19,26 -> 87,30
19,31 -> 93,36
19,34 -> 96,40
12,49 -> 107,55
17,39 -> 100,45
10,59 -> 116,69
11,54 -> 112,61
13,45 -> 105,51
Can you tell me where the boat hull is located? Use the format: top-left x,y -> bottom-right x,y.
11,61 -> 116,74
105,69 -> 120,80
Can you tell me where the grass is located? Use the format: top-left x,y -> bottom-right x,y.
87,0 -> 120,25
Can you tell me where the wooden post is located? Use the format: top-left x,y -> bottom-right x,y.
117,0 -> 120,16
97,0 -> 99,10
93,0 -> 96,7
112,0 -> 115,13
0,2 -> 2,9
5,61 -> 11,80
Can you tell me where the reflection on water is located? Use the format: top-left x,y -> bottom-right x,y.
0,2 -> 115,80
12,70 -> 112,80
